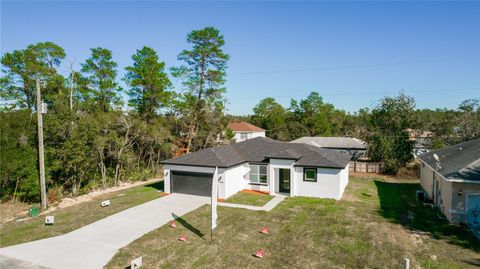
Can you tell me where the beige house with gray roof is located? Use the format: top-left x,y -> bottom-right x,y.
418,138 -> 480,228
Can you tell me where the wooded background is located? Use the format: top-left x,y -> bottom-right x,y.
1,27 -> 479,202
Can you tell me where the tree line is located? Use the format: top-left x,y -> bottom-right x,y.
1,27 -> 231,202
239,92 -> 479,174
1,26 -> 479,202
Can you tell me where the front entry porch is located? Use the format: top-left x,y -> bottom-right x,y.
278,168 -> 291,194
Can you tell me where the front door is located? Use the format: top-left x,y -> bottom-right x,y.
278,168 -> 291,194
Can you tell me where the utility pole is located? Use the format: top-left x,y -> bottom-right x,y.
36,78 -> 47,210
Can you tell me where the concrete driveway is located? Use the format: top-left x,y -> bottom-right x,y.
0,194 -> 209,269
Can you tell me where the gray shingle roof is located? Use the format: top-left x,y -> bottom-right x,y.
418,138 -> 480,181
161,137 -> 351,169
290,136 -> 366,150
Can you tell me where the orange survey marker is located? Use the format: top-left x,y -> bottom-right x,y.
170,221 -> 177,228
260,227 -> 269,234
253,250 -> 265,258
178,235 -> 188,242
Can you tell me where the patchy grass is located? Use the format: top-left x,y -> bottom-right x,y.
224,192 -> 274,206
106,177 -> 480,269
0,181 -> 164,247
0,201 -> 38,223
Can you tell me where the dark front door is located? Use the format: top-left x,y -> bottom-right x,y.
278,168 -> 291,194
171,171 -> 213,197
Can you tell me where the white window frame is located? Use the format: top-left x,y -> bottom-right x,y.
249,164 -> 268,184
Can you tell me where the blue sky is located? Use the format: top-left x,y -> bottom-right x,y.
2,1 -> 479,115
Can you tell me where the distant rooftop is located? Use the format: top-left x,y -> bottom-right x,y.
290,137 -> 366,150
227,121 -> 265,132
419,138 -> 480,181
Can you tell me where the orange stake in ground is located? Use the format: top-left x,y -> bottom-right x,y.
178,235 -> 187,242
253,250 -> 265,258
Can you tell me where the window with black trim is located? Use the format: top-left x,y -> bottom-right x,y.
250,165 -> 268,184
303,168 -> 317,182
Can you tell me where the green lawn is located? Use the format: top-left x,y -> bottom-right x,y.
0,181 -> 164,247
106,177 -> 480,269
224,192 -> 274,206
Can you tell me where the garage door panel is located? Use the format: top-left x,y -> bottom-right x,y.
171,171 -> 213,197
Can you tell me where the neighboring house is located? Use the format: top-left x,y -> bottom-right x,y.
418,138 -> 480,227
290,136 -> 367,160
227,121 -> 265,142
161,137 -> 351,200
406,128 -> 433,157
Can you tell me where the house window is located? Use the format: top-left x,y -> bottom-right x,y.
240,133 -> 247,140
250,165 -> 267,184
303,168 -> 317,182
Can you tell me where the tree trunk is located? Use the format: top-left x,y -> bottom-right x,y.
12,177 -> 19,202
185,58 -> 206,153
100,160 -> 107,188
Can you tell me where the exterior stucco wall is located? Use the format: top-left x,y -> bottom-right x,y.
222,164 -> 249,199
293,166 -> 346,200
338,164 -> 349,198
419,162 -> 434,199
440,180 -> 452,221
234,131 -> 266,142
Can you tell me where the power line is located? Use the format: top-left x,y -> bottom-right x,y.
227,87 -> 480,100
229,57 -> 480,76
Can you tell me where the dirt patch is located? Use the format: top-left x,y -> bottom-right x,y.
44,179 -> 162,213
341,192 -> 360,202
0,201 -> 33,223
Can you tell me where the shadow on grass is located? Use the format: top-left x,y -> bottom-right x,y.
172,213 -> 206,239
374,180 -> 480,251
145,181 -> 164,192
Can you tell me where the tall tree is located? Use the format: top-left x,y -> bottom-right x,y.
366,93 -> 416,174
125,46 -> 172,121
1,42 -> 65,110
456,98 -> 480,141
81,48 -> 122,112
289,92 -> 339,137
252,98 -> 289,140
172,27 -> 229,153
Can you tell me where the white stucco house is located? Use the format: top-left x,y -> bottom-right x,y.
227,121 -> 266,142
161,137 -> 351,200
418,138 -> 480,228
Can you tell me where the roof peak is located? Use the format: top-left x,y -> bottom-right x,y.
227,121 -> 265,132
